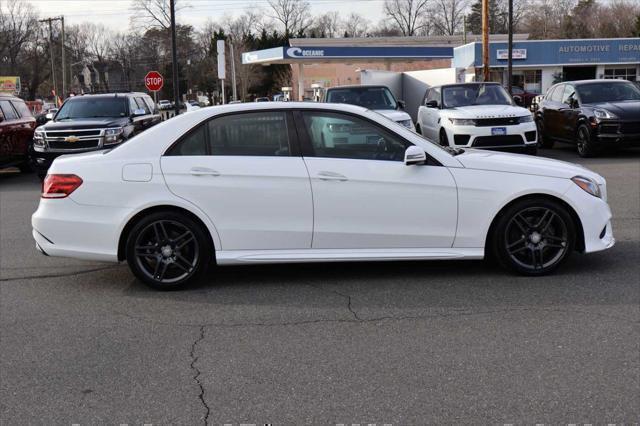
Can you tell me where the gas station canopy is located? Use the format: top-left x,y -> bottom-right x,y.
242,45 -> 454,65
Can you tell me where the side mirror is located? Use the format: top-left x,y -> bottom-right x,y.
425,100 -> 438,108
404,145 -> 427,165
45,113 -> 53,121
567,96 -> 578,108
132,108 -> 146,117
397,100 -> 406,110
513,96 -> 523,106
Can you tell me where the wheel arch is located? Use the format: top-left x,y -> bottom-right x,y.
117,204 -> 217,261
484,193 -> 586,259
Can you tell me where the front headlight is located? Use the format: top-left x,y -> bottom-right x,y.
449,118 -> 475,126
33,127 -> 45,148
593,109 -> 615,119
398,119 -> 413,129
572,176 -> 602,198
518,114 -> 534,123
104,127 -> 124,145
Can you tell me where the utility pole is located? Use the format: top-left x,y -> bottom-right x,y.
230,39 -> 238,101
40,16 -> 66,100
507,0 -> 513,95
60,16 -> 66,98
170,0 -> 180,117
40,17 -> 58,100
481,0 -> 490,82
463,15 -> 467,45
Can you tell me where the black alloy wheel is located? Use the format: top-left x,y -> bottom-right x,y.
536,119 -> 554,149
126,212 -> 211,289
576,124 -> 599,158
493,198 -> 576,275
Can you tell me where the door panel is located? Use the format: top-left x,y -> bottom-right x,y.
161,110 -> 313,250
304,157 -> 458,248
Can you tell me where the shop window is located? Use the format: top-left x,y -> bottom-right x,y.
604,68 -> 637,82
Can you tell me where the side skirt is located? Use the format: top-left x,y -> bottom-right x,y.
215,248 -> 484,265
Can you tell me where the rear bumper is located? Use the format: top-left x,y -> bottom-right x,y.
31,198 -> 130,262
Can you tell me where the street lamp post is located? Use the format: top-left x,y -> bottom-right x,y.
170,0 -> 180,116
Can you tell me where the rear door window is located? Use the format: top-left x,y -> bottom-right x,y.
0,100 -> 19,120
207,111 -> 290,156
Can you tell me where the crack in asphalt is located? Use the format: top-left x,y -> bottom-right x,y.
189,325 -> 210,426
306,283 -> 362,320
0,266 -> 121,282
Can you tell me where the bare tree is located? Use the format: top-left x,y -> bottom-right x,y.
80,23 -> 114,91
309,11 -> 341,37
523,0 -> 576,39
343,12 -> 370,37
267,0 -> 312,35
431,0 -> 469,35
0,0 -> 38,74
130,0 -> 188,31
383,0 -> 431,36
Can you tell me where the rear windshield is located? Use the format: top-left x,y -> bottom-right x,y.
326,87 -> 398,110
56,97 -> 128,120
576,82 -> 640,104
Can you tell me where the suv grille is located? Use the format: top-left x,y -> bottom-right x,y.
620,122 -> 640,134
475,117 -> 520,127
473,135 -> 524,147
44,129 -> 103,151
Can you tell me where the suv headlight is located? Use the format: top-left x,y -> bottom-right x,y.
518,114 -> 534,123
33,127 -> 45,148
572,176 -> 601,198
104,127 -> 124,145
398,119 -> 413,128
593,109 -> 615,119
449,118 -> 475,126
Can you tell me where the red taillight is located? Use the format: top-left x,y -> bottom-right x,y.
41,174 -> 83,199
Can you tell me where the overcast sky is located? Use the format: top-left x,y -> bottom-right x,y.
26,0 -> 386,31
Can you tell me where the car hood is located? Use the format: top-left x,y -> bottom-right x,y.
583,101 -> 640,120
456,149 -> 603,183
443,104 -> 530,118
44,117 -> 128,130
375,109 -> 412,122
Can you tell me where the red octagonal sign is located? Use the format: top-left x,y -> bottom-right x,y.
144,71 -> 164,92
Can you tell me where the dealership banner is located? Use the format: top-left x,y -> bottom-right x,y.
0,76 -> 21,95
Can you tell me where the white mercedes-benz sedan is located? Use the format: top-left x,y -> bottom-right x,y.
32,102 -> 614,290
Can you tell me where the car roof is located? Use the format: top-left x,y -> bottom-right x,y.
67,92 -> 149,99
434,82 -> 501,89
552,79 -> 633,87
326,85 -> 390,91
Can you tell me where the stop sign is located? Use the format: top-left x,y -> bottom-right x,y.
144,71 -> 164,92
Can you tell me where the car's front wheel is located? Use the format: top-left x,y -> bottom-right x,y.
576,124 -> 600,158
492,198 -> 576,275
536,119 -> 554,148
125,211 -> 212,290
439,129 -> 450,147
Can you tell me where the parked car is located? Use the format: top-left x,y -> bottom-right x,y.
158,100 -> 172,110
255,97 -> 270,102
324,85 -> 414,130
535,79 -> 640,157
416,82 -> 537,154
30,92 -> 161,179
0,94 -> 37,172
507,86 -> 539,108
33,102 -> 613,290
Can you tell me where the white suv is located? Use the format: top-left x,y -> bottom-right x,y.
416,83 -> 537,154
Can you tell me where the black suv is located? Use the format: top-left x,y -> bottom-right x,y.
535,79 -> 640,157
30,92 -> 161,177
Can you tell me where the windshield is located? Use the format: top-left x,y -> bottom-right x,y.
442,84 -> 513,108
326,87 -> 398,110
576,82 -> 640,104
56,97 -> 128,120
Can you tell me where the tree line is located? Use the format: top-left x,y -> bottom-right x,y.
1,0 -> 639,101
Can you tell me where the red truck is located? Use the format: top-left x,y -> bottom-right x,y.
0,94 -> 36,172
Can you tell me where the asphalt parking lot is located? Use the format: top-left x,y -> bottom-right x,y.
1,147 -> 638,424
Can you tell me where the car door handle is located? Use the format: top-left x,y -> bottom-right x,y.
317,171 -> 348,181
189,167 -> 220,176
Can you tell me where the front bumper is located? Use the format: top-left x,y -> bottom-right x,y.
444,121 -> 537,150
594,120 -> 640,146
563,183 -> 615,254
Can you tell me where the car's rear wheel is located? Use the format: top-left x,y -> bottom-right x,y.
536,119 -> 554,148
125,211 -> 212,290
492,198 -> 576,275
576,124 -> 600,158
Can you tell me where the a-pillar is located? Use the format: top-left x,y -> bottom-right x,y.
298,63 -> 305,101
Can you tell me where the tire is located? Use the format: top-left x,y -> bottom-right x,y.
491,198 -> 576,276
536,119 -> 554,148
37,172 -> 46,181
415,124 -> 422,135
576,124 -> 600,158
125,211 -> 212,290
18,161 -> 33,173
524,145 -> 538,156
439,129 -> 450,147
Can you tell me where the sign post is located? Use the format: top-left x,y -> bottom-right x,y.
217,39 -> 226,104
